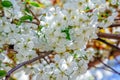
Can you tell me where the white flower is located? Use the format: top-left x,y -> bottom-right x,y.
59,59 -> 68,71
0,0 -> 119,79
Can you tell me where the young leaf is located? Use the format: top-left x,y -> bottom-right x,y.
38,25 -> 43,31
74,54 -> 79,59
0,70 -> 7,79
24,8 -> 30,13
29,1 -> 40,7
20,15 -> 33,22
85,6 -> 90,11
61,27 -> 71,40
28,1 -> 44,7
85,6 -> 90,12
25,0 -> 30,2
1,0 -> 13,8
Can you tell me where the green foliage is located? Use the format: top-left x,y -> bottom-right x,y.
0,70 -> 7,79
29,1 -> 40,7
25,0 -> 30,2
20,15 -> 33,22
1,0 -> 13,8
24,8 -> 30,13
13,15 -> 33,25
38,25 -> 43,31
85,6 -> 90,12
25,0 -> 44,7
74,54 -> 79,59
61,27 -> 71,40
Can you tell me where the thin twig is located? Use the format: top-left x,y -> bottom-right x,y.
25,5 -> 40,25
5,51 -> 53,80
109,24 -> 120,27
98,59 -> 120,75
24,21 -> 39,25
94,66 -> 114,73
29,9 -> 40,25
97,38 -> 120,50
115,18 -> 120,21
97,33 -> 120,40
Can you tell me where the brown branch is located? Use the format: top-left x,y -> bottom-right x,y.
109,23 -> 120,27
24,21 -> 39,25
25,4 -> 40,26
110,50 -> 120,58
5,51 -> 53,80
94,66 -> 114,73
98,59 -> 120,75
115,18 -> 120,21
29,9 -> 40,25
88,50 -> 120,69
96,38 -> 120,50
97,33 -> 120,40
25,5 -> 40,25
89,57 -> 120,75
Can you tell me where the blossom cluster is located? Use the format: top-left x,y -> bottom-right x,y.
0,0 -> 120,80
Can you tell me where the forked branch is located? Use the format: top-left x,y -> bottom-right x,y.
5,51 -> 53,80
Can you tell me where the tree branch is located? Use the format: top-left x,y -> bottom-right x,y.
96,38 -> 120,50
24,21 -> 39,25
5,51 -> 53,80
98,59 -> 120,75
97,33 -> 120,40
109,23 -> 120,27
89,57 -> 120,75
114,18 -> 120,21
25,5 -> 40,26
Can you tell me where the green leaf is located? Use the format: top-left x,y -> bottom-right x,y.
25,0 -> 30,2
38,25 -> 43,31
20,15 -> 33,22
85,6 -> 90,12
61,27 -> 71,40
29,1 -> 40,7
24,8 -> 30,13
85,6 -> 90,10
0,70 -> 7,78
74,54 -> 79,59
1,0 -> 13,8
